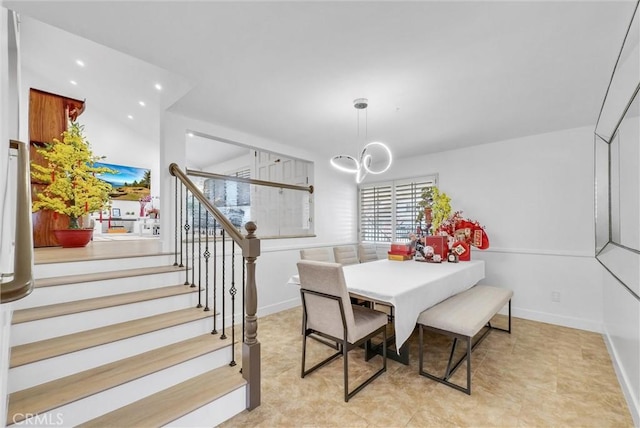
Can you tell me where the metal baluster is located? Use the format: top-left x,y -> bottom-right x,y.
173,176 -> 178,267
229,239 -> 237,366
239,256 -> 246,375
211,219 -> 218,335
190,194 -> 196,288
220,229 -> 227,340
242,256 -> 246,356
179,182 -> 184,268
184,189 -> 190,285
197,201 -> 202,307
204,211 -> 210,312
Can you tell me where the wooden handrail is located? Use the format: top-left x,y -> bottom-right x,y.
1,140 -> 35,303
169,163 -> 244,245
186,168 -> 314,194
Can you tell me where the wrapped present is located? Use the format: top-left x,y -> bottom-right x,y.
389,243 -> 413,255
387,254 -> 412,261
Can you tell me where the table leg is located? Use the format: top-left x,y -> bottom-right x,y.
365,335 -> 409,365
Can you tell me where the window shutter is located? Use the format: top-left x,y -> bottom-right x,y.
394,178 -> 436,242
359,175 -> 437,243
359,184 -> 392,243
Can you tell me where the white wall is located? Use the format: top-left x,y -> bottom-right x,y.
368,125 -> 602,332
199,151 -> 252,174
603,270 -> 640,426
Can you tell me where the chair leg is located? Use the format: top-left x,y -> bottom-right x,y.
301,331 -> 308,378
344,326 -> 387,402
343,338 -> 349,402
508,299 -> 512,333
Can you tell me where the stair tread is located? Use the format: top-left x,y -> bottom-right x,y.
8,332 -> 236,426
78,365 -> 246,428
10,308 -> 211,368
12,284 -> 198,324
34,240 -> 169,265
35,265 -> 183,288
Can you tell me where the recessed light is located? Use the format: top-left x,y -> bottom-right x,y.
154,83 -> 162,91
76,59 -> 85,67
187,132 -> 194,137
127,115 -> 134,120
70,80 -> 77,85
139,101 -> 146,107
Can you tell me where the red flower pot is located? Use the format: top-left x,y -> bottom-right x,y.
53,229 -> 93,248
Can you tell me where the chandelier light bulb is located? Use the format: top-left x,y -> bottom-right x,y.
330,155 -> 360,174
330,98 -> 393,182
361,141 -> 393,175
355,166 -> 368,184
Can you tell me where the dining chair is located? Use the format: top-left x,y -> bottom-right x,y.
297,260 -> 387,402
358,243 -> 379,263
300,247 -> 332,262
333,245 -> 359,265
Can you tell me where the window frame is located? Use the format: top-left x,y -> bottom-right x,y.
359,174 -> 438,244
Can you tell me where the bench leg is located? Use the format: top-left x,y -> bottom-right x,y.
418,326 -> 472,395
488,299 -> 512,334
419,317 -> 511,395
466,336 -> 472,395
418,299 -> 512,395
444,338 -> 458,380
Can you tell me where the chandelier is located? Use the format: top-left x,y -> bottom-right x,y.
330,98 -> 393,183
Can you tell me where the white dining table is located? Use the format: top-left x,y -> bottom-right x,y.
290,259 -> 485,351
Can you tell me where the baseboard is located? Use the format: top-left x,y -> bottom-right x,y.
509,307 -> 603,333
257,298 -> 300,318
219,298 -> 300,330
603,326 -> 640,428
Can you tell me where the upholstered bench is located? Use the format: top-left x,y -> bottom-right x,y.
417,285 -> 512,394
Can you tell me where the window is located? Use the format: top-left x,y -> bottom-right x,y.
203,168 -> 251,229
359,175 -> 437,243
187,146 -> 314,239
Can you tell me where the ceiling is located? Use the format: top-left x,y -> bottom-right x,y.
5,1 -> 638,166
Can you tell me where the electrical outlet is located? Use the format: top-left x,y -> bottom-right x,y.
551,291 -> 561,303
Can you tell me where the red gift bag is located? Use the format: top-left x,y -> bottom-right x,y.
451,240 -> 471,261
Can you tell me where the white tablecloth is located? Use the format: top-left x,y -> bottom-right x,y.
290,259 -> 485,348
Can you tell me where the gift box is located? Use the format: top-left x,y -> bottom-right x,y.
387,254 -> 413,261
389,243 -> 413,255
425,236 -> 448,260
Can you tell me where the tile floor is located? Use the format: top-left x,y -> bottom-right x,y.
220,307 -> 633,427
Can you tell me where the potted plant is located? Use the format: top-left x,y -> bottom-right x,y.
30,121 -> 116,247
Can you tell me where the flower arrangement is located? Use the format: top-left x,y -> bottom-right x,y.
139,194 -> 152,217
146,207 -> 159,218
436,210 -> 489,249
416,186 -> 451,235
30,121 -> 116,229
413,186 -> 490,261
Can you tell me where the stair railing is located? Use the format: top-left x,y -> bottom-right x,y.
169,163 -> 261,410
1,141 -> 35,304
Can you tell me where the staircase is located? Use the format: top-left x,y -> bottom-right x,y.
5,246 -> 247,427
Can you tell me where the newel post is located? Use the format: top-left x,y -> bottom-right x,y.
242,221 -> 261,410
